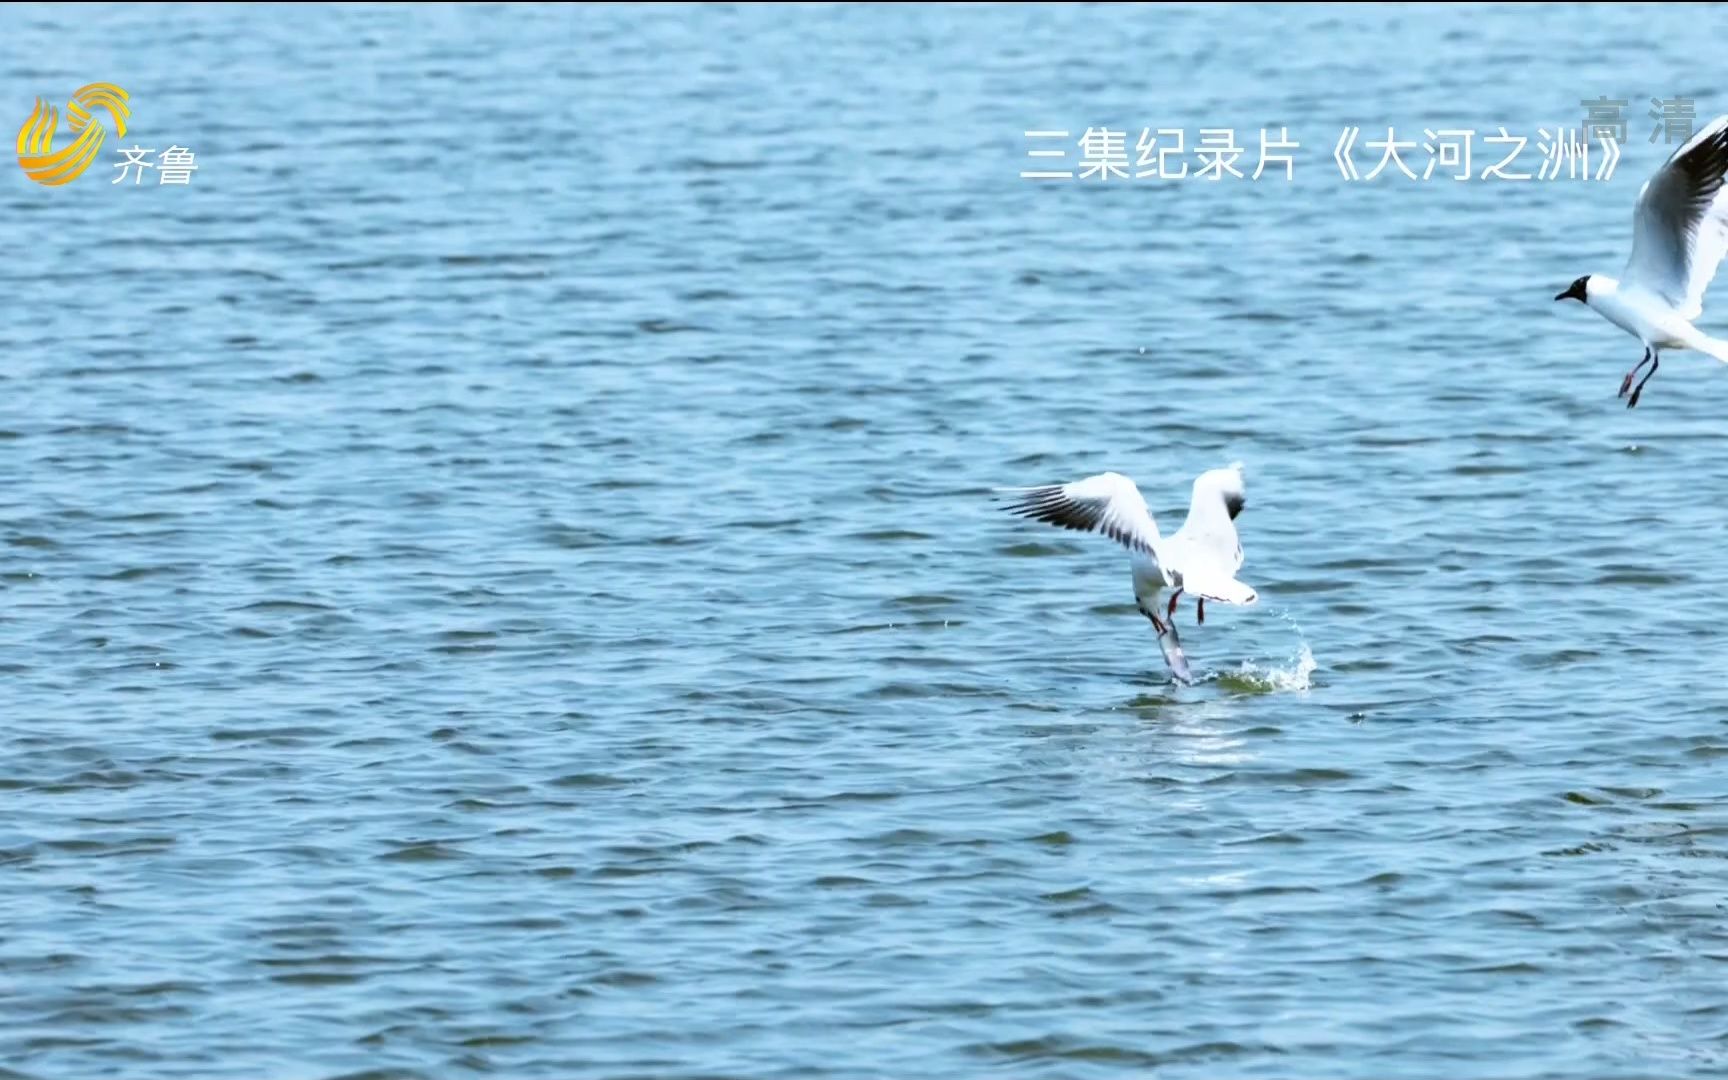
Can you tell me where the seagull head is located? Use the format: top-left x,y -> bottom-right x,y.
1554,275 -> 1591,304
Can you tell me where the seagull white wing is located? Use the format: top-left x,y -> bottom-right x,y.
998,472 -> 1162,558
1164,463 -> 1256,605
1175,463 -> 1246,569
1623,113 -> 1728,320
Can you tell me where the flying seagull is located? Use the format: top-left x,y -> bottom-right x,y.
999,464 -> 1257,684
1556,113 -> 1728,407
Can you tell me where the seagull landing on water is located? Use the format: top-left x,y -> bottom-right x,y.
1556,114 -> 1728,407
998,464 -> 1257,685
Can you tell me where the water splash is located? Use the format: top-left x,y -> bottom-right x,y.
1220,642 -> 1317,693
1210,609 -> 1316,693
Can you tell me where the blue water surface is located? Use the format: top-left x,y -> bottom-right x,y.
2,5 -> 1727,1078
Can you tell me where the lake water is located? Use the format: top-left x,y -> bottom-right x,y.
3,4 -> 1728,1078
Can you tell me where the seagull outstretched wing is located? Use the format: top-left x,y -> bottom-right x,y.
1164,464 -> 1257,605
997,472 -> 1163,558
1624,113 -> 1728,320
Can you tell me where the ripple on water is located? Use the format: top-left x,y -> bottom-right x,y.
2,5 -> 1728,1080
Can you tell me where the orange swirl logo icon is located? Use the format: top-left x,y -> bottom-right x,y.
16,83 -> 130,186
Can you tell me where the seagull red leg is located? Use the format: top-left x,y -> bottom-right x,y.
1620,347 -> 1652,398
1628,350 -> 1659,408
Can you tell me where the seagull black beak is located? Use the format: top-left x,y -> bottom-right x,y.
1555,281 -> 1586,303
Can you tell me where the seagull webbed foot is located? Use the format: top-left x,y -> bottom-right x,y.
1620,347 -> 1653,399
1627,354 -> 1659,408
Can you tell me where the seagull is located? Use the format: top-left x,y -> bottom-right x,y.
1556,113 -> 1728,407
999,464 -> 1257,683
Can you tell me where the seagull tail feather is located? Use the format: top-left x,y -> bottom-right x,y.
1699,334 -> 1728,365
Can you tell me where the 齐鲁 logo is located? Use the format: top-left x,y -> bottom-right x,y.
16,83 -> 130,186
